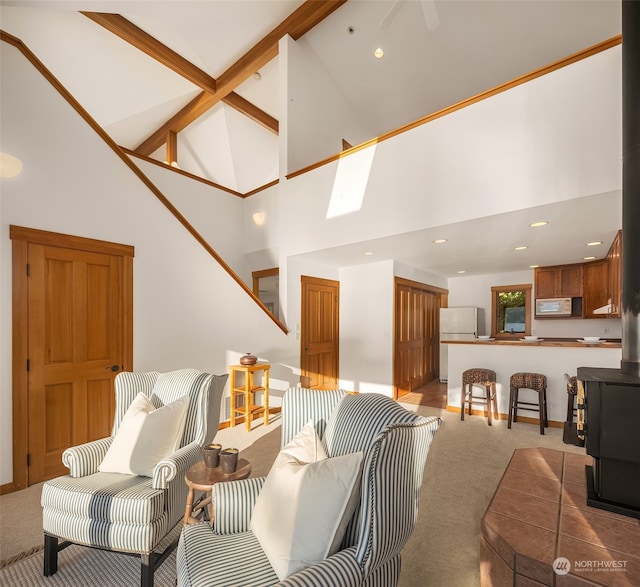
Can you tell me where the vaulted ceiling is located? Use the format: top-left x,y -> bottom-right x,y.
0,0 -> 621,195
0,0 -> 623,277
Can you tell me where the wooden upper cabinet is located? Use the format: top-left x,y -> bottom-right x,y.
583,260 -> 609,318
535,264 -> 583,298
534,267 -> 558,298
607,230 -> 622,317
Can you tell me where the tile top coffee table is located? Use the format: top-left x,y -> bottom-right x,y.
481,447 -> 640,586
183,458 -> 251,525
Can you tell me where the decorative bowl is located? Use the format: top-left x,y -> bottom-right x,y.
523,336 -> 539,341
240,353 -> 258,365
582,337 -> 601,342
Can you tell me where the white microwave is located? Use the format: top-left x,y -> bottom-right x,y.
535,297 -> 572,317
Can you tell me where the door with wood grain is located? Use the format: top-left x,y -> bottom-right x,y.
16,229 -> 133,485
28,245 -> 123,482
300,276 -> 339,389
394,278 -> 444,398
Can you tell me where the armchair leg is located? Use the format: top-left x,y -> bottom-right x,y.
141,553 -> 155,587
44,534 -> 58,576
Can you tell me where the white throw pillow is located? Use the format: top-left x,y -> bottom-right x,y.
250,422 -> 364,580
99,392 -> 189,477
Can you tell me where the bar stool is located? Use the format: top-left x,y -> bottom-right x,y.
564,373 -> 578,423
461,368 -> 498,426
507,372 -> 548,435
562,373 -> 583,446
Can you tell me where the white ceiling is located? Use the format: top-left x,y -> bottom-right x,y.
0,0 -> 623,278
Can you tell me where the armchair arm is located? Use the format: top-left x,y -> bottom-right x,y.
211,477 -> 266,535
277,547 -> 362,587
153,442 -> 202,490
62,437 -> 113,478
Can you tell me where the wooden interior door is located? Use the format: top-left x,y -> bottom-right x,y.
10,226 -> 133,488
394,278 -> 445,398
27,243 -> 127,483
300,276 -> 339,389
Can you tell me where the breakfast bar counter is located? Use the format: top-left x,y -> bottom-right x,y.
443,338 -> 621,425
446,338 -> 622,349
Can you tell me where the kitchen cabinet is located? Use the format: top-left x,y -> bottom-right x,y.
535,264 -> 583,298
583,260 -> 609,318
607,230 -> 622,317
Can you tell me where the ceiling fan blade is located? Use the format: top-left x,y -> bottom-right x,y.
421,0 -> 440,32
380,0 -> 406,30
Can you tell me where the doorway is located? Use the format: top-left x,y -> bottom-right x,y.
394,277 -> 447,399
300,275 -> 339,389
10,226 -> 133,489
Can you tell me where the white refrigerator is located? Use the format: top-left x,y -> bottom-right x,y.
439,307 -> 479,382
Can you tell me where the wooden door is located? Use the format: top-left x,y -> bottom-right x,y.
28,245 -> 125,482
11,225 -> 133,489
394,278 -> 444,398
300,276 -> 339,389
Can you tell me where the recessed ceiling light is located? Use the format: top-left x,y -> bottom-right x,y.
432,238 -> 447,244
253,72 -> 262,81
584,256 -> 597,260
363,251 -> 373,256
457,270 -> 466,274
529,264 -> 540,268
514,246 -> 528,251
374,47 -> 384,59
586,241 -> 603,246
529,221 -> 548,228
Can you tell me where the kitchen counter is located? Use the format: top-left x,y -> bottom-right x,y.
444,340 -> 621,424
443,337 -> 621,349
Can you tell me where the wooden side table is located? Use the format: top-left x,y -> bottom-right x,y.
183,458 -> 251,525
229,363 -> 270,432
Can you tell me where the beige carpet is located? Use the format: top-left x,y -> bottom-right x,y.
0,405 -> 586,586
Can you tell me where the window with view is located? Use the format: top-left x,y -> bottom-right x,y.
491,284 -> 532,338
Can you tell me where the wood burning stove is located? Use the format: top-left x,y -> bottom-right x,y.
573,1 -> 640,521
577,367 -> 640,519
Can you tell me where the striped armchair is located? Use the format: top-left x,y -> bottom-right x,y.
177,388 -> 442,586
41,368 -> 227,587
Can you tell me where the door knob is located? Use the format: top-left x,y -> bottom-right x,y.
106,365 -> 120,372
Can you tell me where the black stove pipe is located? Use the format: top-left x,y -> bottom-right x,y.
621,0 -> 640,377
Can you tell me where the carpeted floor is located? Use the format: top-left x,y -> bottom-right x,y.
0,404 -> 587,586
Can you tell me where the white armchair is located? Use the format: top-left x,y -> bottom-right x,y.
41,368 -> 227,587
177,388 -> 441,586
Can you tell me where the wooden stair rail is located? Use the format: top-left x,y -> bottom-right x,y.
0,29 -> 288,334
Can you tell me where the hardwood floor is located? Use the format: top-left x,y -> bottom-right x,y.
398,379 -> 447,409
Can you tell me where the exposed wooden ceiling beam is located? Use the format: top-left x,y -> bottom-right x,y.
81,11 -> 278,136
135,0 -> 347,156
223,92 -> 279,134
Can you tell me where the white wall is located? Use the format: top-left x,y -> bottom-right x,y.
133,157 -> 252,284
283,35 -> 372,173
393,262 -> 448,291
248,45 -> 622,267
339,261 -> 395,395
